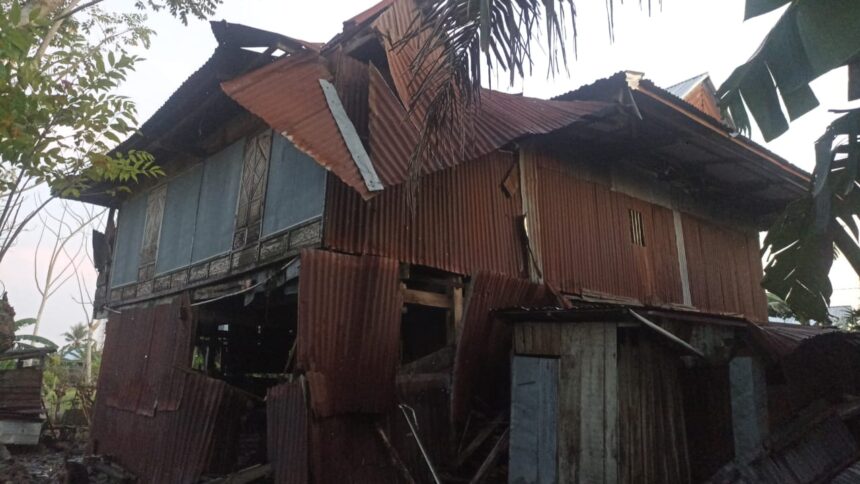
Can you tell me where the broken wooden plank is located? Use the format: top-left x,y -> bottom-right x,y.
469,427 -> 510,484
318,79 -> 383,192
375,423 -> 418,484
206,464 -> 272,484
402,287 -> 450,309
629,309 -> 705,358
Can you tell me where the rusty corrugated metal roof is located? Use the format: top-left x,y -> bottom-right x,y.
370,0 -> 614,185
222,52 -> 374,200
452,271 -> 554,423
297,249 -> 402,417
268,380 -> 309,484
752,322 -> 836,358
323,151 -> 526,277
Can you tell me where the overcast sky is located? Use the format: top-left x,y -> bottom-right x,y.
3,0 -> 858,344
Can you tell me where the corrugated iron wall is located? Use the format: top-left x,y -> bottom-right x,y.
681,213 -> 768,321
268,380 -> 309,484
297,249 -> 403,417
452,272 -> 553,423
525,149 -> 684,305
323,151 -> 525,277
97,296 -> 193,415
91,370 -> 251,483
91,297 -> 252,483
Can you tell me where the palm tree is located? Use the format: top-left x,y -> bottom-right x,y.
61,322 -> 89,359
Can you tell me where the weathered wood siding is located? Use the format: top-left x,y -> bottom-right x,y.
510,356 -> 559,484
513,323 -> 691,484
617,330 -> 691,484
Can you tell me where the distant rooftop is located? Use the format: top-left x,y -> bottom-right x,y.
666,73 -> 710,99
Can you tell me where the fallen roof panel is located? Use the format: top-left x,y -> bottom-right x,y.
221,52 -> 374,199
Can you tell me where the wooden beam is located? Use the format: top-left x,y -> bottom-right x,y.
629,309 -> 705,358
469,428 -> 510,484
402,287 -> 450,309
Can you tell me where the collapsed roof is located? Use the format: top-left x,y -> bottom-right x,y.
83,0 -> 810,224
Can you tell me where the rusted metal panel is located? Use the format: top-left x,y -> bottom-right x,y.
369,0 -> 612,187
268,380 -> 309,484
297,249 -> 402,417
451,272 -> 553,424
682,213 -> 768,321
221,52 -> 372,200
751,322 -> 835,359
330,49 -> 370,144
0,367 -> 42,421
97,296 -> 194,415
524,149 -> 684,305
323,151 -> 526,278
367,63 -> 420,186
91,371 -> 252,484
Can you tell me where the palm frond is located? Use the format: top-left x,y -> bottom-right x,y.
718,0 -> 860,141
397,0 -> 656,199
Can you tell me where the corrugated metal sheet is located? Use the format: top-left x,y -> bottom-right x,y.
97,296 -> 194,415
525,149 -> 684,306
268,380 -> 309,484
0,367 -> 42,420
323,151 -> 526,277
221,52 -> 372,199
330,49 -> 370,143
752,417 -> 857,483
297,249 -> 402,417
665,73 -> 709,99
343,0 -> 395,28
370,0 -> 613,185
452,272 -> 553,423
91,370 -> 252,483
367,63 -> 420,186
681,213 -> 768,321
91,297 -> 252,483
752,322 -> 835,358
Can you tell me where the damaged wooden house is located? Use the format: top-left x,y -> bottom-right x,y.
69,1 -> 860,482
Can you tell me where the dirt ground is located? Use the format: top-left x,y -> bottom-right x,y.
0,445 -> 69,483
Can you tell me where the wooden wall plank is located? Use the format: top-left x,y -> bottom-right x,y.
603,323 -> 619,483
510,356 -> 559,484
